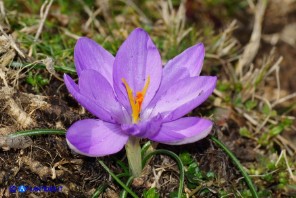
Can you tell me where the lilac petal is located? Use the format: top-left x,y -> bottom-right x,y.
74,37 -> 114,85
66,119 -> 128,157
121,114 -> 163,138
143,44 -> 204,119
164,43 -> 205,77
142,67 -> 189,119
64,74 -> 117,123
150,76 -> 217,122
113,28 -> 162,112
78,70 -> 129,123
148,117 -> 212,145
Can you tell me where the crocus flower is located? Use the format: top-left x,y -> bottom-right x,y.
64,28 -> 217,158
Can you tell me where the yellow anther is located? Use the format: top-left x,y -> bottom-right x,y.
122,76 -> 150,123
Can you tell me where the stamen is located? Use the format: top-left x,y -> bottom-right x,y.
122,78 -> 138,122
122,76 -> 150,123
136,76 -> 150,108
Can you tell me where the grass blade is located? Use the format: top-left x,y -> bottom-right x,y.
98,160 -> 138,198
9,129 -> 66,137
120,176 -> 134,198
91,183 -> 108,198
142,149 -> 184,198
210,136 -> 258,198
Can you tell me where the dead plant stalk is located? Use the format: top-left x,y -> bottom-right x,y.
28,0 -> 53,57
236,0 -> 267,76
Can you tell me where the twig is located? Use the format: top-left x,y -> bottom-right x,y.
77,0 -> 106,36
0,69 -> 8,87
275,150 -> 296,182
37,0 -> 53,41
266,56 -> 283,105
246,0 -> 256,10
1,87 -> 35,128
216,20 -> 238,57
151,167 -> 164,189
85,8 -> 102,29
0,25 -> 25,58
158,0 -> 191,46
62,28 -> 81,40
28,0 -> 53,57
43,57 -> 64,81
236,0 -> 267,76
236,169 -> 279,182
276,135 -> 296,155
235,107 -> 258,126
121,0 -> 152,25
6,98 -> 35,128
254,95 -> 273,134
271,92 -> 296,108
21,156 -> 63,180
0,0 -> 9,25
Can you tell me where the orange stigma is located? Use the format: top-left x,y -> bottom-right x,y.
122,77 -> 150,123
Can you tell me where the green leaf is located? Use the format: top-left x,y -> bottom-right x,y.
216,82 -> 230,92
179,152 -> 193,165
115,160 -> 129,175
262,103 -> 271,115
262,174 -> 273,182
234,96 -> 243,107
206,171 -> 215,180
269,126 -> 284,137
241,189 -> 253,198
187,162 -> 199,174
258,133 -> 269,146
245,100 -> 258,111
169,191 -> 186,198
239,127 -> 253,138
185,162 -> 204,184
282,118 -> 293,127
234,82 -> 243,92
26,72 -> 36,86
258,189 -> 272,197
143,188 -> 159,198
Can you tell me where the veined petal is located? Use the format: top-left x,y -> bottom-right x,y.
143,44 -> 204,119
74,37 -> 114,85
113,28 -> 162,113
64,74 -> 117,123
142,67 -> 189,119
148,117 -> 212,145
164,43 -> 205,77
66,119 -> 128,157
79,70 -> 129,123
150,76 -> 217,122
121,114 -> 162,138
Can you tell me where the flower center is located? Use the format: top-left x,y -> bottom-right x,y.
122,77 -> 150,123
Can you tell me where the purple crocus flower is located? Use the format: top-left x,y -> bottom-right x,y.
64,28 -> 217,157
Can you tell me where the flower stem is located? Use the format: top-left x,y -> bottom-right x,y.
125,136 -> 142,177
